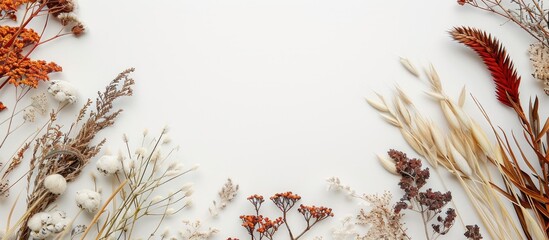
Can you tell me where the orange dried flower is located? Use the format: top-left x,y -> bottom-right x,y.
0,0 -> 34,20
298,205 -> 334,220
0,26 -> 62,88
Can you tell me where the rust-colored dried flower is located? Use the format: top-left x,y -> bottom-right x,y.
0,0 -> 32,20
240,215 -> 261,235
235,192 -> 332,240
270,191 -> 301,212
0,26 -> 62,88
298,205 -> 334,221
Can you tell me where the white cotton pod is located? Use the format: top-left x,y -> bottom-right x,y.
52,219 -> 69,233
44,174 -> 67,195
30,227 -> 51,239
27,212 -> 51,231
50,210 -> 66,224
48,80 -> 77,104
75,189 -> 101,213
96,155 -> 122,175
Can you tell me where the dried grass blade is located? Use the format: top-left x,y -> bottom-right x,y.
377,154 -> 398,175
458,85 -> 467,107
366,97 -> 389,113
535,117 -> 549,142
521,206 -> 547,240
380,113 -> 401,128
399,57 -> 420,77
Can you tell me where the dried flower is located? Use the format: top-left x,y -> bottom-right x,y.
165,162 -> 184,176
180,220 -> 218,240
464,225 -> 483,240
236,192 -> 333,240
0,26 -> 62,89
356,192 -> 408,240
43,174 -> 67,195
75,189 -> 101,213
96,154 -> 122,175
47,80 -> 77,103
389,150 -> 456,239
209,178 -> 239,217
23,106 -> 36,122
528,42 -> 549,95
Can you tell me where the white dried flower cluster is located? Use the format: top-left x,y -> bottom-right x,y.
23,93 -> 49,122
356,192 -> 407,240
528,42 -> 549,95
43,174 -> 67,195
179,220 -> 218,240
331,216 -> 359,240
23,106 -> 36,122
75,189 -> 101,213
165,162 -> 184,176
48,80 -> 77,103
96,154 -> 122,175
327,177 -> 357,198
27,210 -> 68,239
209,178 -> 239,217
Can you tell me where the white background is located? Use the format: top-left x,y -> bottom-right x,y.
2,0 -> 549,239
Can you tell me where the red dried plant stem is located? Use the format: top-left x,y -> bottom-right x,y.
450,26 -> 521,108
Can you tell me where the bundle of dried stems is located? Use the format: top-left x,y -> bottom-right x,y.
368,26 -> 549,239
2,68 -> 134,239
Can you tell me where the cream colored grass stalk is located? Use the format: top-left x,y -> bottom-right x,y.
366,61 -> 524,239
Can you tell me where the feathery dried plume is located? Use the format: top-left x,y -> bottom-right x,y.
450,27 -> 521,107
209,178 -> 239,217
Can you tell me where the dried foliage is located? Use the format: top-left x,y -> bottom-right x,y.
457,0 -> 549,47
390,150 -> 456,239
456,0 -> 549,95
234,192 -> 333,240
452,27 -> 549,239
328,150 -> 467,240
367,59 -> 525,239
1,69 -> 134,239
0,0 -> 84,110
80,127 -> 198,239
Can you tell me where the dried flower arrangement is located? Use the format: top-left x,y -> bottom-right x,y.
456,0 -> 549,94
368,26 -> 549,239
230,192 -> 334,240
327,150 -> 480,240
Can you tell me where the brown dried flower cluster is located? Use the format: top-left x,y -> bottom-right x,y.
390,150 -> 456,239
235,192 -> 333,240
